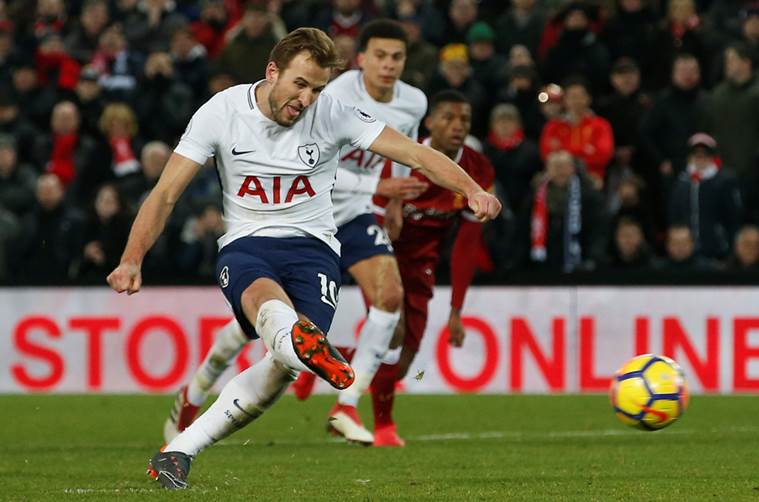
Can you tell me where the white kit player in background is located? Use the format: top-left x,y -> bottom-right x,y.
107,27 -> 500,489
161,20 -> 429,447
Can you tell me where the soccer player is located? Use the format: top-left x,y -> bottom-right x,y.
371,90 -> 496,446
161,19 -> 427,447
107,29 -> 500,489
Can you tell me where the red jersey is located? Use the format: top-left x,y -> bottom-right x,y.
376,140 -> 495,231
539,113 -> 614,180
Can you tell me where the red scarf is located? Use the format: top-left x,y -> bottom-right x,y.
688,156 -> 721,183
530,181 -> 548,261
47,134 -> 78,185
487,128 -> 525,151
109,136 -> 140,177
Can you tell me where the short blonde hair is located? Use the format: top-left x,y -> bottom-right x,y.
99,103 -> 138,137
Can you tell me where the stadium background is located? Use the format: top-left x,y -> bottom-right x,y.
0,0 -> 756,394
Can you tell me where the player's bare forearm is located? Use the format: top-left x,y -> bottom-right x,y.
370,127 -> 478,197
369,127 -> 501,220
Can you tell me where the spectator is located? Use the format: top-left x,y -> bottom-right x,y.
484,104 -> 540,212
600,0 -> 658,88
654,224 -> 715,271
0,134 -> 36,217
69,65 -> 105,139
35,32 -> 80,91
496,64 -> 543,140
315,0 -> 372,41
177,202 -> 225,278
466,21 -> 508,98
705,0 -> 748,51
705,43 -> 759,181
0,88 -> 38,166
124,0 -> 188,53
739,4 -> 759,67
70,103 -> 141,208
16,174 -> 82,283
136,51 -> 194,144
668,133 -> 743,260
0,23 -> 13,86
64,0 -> 110,64
90,24 -> 144,102
32,0 -> 67,41
332,34 -> 358,75
607,216 -> 654,270
170,28 -> 209,104
37,101 -> 95,188
596,58 -> 652,181
540,77 -> 615,187
651,0 -> 708,89
398,11 -> 437,93
436,0 -> 478,47
120,140 -> 170,209
190,0 -> 230,59
542,2 -> 611,93
427,44 -> 488,137
608,172 -> 657,246
726,224 -> 759,271
215,2 -> 277,84
494,0 -> 545,58
10,55 -> 57,130
640,53 -> 709,178
206,65 -> 237,97
521,150 -> 606,272
75,183 -> 131,281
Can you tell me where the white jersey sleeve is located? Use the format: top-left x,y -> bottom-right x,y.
174,93 -> 226,165
325,98 -> 386,151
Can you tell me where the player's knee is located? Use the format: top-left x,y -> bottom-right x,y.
376,282 -> 404,312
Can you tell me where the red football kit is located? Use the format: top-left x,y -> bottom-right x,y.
388,140 -> 495,351
370,139 -> 495,432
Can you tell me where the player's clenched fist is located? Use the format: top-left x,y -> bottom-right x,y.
467,190 -> 501,221
107,262 -> 142,295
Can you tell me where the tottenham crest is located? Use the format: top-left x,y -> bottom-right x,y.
298,143 -> 320,166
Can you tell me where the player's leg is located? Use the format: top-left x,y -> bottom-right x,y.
149,238 -> 353,488
326,254 -> 401,443
163,319 -> 248,443
371,252 -> 433,447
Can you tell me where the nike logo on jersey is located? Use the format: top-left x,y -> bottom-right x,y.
232,146 -> 255,155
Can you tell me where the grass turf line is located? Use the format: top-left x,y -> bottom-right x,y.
0,394 -> 758,501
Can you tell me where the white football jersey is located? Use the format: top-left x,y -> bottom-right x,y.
323,70 -> 426,226
174,82 -> 386,255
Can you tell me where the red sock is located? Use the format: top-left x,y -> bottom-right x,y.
371,362 -> 398,428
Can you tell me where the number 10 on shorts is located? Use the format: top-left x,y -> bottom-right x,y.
318,273 -> 338,309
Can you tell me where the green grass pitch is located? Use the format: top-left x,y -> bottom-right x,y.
1,394 -> 758,501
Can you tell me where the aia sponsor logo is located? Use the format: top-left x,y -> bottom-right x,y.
237,175 -> 315,203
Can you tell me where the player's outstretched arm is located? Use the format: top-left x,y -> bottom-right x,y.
368,127 -> 501,221
107,152 -> 202,294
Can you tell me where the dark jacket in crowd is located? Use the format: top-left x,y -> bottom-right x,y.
640,86 -> 710,174
495,6 -> 546,57
484,136 -> 541,213
668,168 -> 743,260
600,6 -> 658,85
16,204 -> 82,283
705,77 -> 759,179
542,28 -> 611,93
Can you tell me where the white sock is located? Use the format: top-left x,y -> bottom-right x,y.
187,320 -> 248,406
382,346 -> 402,365
337,306 -> 399,407
255,299 -> 309,372
165,353 -> 296,457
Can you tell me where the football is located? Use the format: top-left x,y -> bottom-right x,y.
610,354 -> 689,431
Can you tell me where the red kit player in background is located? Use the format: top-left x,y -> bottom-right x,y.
371,89 -> 496,446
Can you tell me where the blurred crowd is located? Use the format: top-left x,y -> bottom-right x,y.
1,0 -> 759,285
